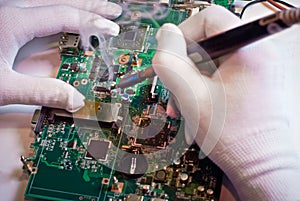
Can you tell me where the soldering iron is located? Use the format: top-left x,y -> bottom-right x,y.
117,7 -> 300,89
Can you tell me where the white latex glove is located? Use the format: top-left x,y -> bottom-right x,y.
0,0 -> 122,112
153,5 -> 300,201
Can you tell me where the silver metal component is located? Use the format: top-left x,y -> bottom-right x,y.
31,109 -> 40,130
150,76 -> 158,98
59,33 -> 80,55
130,157 -> 137,174
180,172 -> 189,181
20,156 -> 33,174
113,176 -> 119,184
126,194 -> 144,201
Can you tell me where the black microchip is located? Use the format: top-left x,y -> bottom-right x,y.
113,73 -> 118,82
61,63 -> 69,70
126,65 -> 133,73
86,140 -> 110,161
94,86 -> 110,93
89,72 -> 97,80
91,56 -> 101,73
98,68 -> 109,82
146,176 -> 153,185
185,150 -> 199,163
70,63 -> 79,71
170,179 -> 177,186
66,141 -> 74,148
124,31 -> 137,41
113,65 -> 119,73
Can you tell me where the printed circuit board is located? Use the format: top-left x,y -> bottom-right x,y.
23,1 -> 225,201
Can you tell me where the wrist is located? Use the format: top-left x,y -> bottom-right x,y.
212,127 -> 300,200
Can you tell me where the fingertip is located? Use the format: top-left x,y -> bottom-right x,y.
155,23 -> 187,57
65,88 -> 86,113
110,3 -> 122,18
42,78 -> 86,113
93,18 -> 120,36
91,1 -> 123,19
179,4 -> 242,41
156,23 -> 183,40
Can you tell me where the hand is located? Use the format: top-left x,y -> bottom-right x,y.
0,0 -> 122,112
153,5 -> 300,201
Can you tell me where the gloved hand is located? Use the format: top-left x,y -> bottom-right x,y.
0,0 -> 122,112
153,5 -> 300,201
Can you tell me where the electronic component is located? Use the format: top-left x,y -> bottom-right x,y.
110,25 -> 149,52
111,182 -> 124,193
89,56 -> 101,80
94,86 -> 110,93
154,170 -> 167,183
118,153 -> 148,178
126,194 -> 144,201
85,139 -> 111,161
70,63 -> 79,71
59,33 -> 81,56
61,63 -> 69,70
98,68 -> 109,82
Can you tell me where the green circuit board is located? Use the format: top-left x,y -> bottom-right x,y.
23,1 -> 225,201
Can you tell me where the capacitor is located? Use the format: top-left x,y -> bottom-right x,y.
122,93 -> 130,101
173,158 -> 181,167
180,172 -> 189,183
197,185 -> 205,192
207,189 -> 214,195
155,170 -> 167,183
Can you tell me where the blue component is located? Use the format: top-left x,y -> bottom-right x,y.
129,74 -> 139,82
122,93 -> 130,100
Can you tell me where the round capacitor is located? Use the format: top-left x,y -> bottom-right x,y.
207,189 -> 214,195
122,94 -> 130,101
173,158 -> 181,166
197,185 -> 205,192
155,170 -> 166,182
180,173 -> 189,182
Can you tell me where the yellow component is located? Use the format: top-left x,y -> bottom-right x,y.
75,100 -> 100,117
121,145 -> 131,150
84,51 -> 95,56
132,58 -> 142,67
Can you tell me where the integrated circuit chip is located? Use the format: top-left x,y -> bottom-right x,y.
109,25 -> 149,52
124,31 -> 137,41
86,140 -> 111,161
